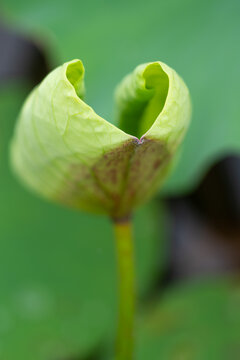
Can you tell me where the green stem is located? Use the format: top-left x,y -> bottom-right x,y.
113,216 -> 135,360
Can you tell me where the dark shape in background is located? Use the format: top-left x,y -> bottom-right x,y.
0,20 -> 49,85
166,155 -> 240,282
143,154 -> 240,303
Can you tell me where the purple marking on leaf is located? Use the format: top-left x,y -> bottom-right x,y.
55,138 -> 171,217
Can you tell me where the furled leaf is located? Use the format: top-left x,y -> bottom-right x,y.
10,60 -> 191,217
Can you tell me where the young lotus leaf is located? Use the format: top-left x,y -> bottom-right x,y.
11,59 -> 191,217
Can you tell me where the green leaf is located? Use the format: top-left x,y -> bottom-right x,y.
10,60 -> 190,217
136,278 -> 240,360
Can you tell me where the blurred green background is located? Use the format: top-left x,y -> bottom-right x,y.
0,0 -> 240,359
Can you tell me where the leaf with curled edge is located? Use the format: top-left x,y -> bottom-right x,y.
10,59 -> 191,217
